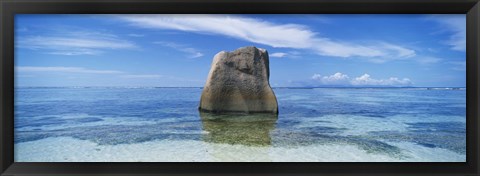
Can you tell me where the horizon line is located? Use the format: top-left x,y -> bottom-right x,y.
14,86 -> 467,89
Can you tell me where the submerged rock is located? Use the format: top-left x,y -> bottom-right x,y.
199,46 -> 278,114
199,112 -> 278,146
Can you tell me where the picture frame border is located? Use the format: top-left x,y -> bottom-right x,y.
1,0 -> 479,175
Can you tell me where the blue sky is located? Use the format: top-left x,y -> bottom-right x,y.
15,14 -> 466,87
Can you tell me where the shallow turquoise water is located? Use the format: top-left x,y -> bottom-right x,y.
14,87 -> 466,162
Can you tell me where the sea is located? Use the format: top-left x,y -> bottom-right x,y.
14,87 -> 466,162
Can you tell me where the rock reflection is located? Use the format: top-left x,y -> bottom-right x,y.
199,111 -> 278,146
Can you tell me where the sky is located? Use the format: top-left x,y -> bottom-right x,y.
14,14 -> 466,87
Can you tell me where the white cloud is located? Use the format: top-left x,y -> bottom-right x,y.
270,52 -> 288,58
128,34 -> 144,37
416,56 -> 442,64
380,42 -> 416,58
153,41 -> 204,58
121,74 -> 164,78
16,66 -> 123,74
117,15 -> 415,61
16,31 -> 137,55
119,15 -> 314,49
270,51 -> 303,58
16,66 -> 183,82
311,72 -> 412,86
311,72 -> 350,85
427,15 -> 466,51
351,74 -> 412,86
311,74 -> 322,80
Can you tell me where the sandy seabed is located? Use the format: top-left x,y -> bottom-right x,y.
15,137 -> 465,162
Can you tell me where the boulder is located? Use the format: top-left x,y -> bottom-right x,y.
199,46 -> 278,114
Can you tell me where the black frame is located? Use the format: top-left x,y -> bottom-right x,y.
1,0 -> 479,175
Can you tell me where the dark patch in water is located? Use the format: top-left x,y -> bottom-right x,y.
270,130 -> 404,159
301,126 -> 345,134
312,120 -> 332,123
369,122 -> 466,154
15,119 -> 66,128
418,143 -> 436,148
15,121 -> 204,145
15,116 -> 104,128
74,117 -> 103,123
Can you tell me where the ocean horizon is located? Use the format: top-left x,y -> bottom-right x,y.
14,86 -> 467,89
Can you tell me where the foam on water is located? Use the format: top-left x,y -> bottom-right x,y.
296,114 -> 409,136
